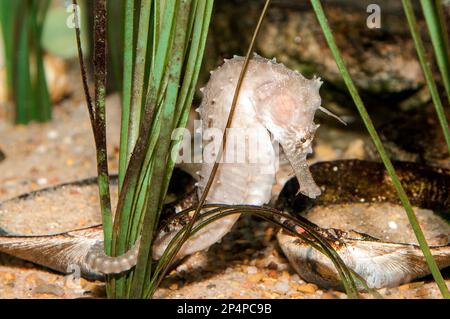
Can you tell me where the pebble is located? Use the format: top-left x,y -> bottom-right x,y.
47,130 -> 59,140
281,271 -> 290,279
290,274 -> 302,284
321,292 -> 338,299
37,178 -> 48,186
399,281 -> 424,290
35,145 -> 47,154
273,280 -> 290,294
248,273 -> 263,283
262,277 -> 277,284
0,272 -> 16,281
34,283 -> 65,297
388,221 -> 398,230
296,283 -> 318,294
415,287 -> 430,297
246,266 -> 258,275
25,274 -> 38,284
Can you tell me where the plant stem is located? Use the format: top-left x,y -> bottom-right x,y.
118,0 -> 135,189
30,0 -> 51,122
73,0 -> 112,253
126,0 -> 152,169
15,3 -> 31,124
93,0 -> 113,254
310,0 -> 450,298
421,0 -> 450,105
414,0 -> 450,155
0,1 -> 17,101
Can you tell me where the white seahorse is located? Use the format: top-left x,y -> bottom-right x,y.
86,54 -> 325,274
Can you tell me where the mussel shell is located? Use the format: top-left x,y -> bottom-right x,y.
0,168 -> 195,277
276,160 -> 450,290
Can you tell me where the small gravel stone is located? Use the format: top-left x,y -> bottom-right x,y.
34,283 -> 65,297
388,221 -> 398,230
37,178 -> 48,186
47,130 -> 59,140
296,283 -> 318,294
246,266 -> 258,275
248,273 -> 263,283
291,274 -> 302,284
273,280 -> 290,294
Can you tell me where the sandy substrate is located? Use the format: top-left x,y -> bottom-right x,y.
0,64 -> 448,299
0,182 -> 116,235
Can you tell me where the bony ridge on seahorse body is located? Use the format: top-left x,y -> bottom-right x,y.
86,54 -> 325,274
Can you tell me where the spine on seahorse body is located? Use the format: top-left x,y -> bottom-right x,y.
86,55 -> 323,274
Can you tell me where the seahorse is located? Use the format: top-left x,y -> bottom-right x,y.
83,54 -> 324,274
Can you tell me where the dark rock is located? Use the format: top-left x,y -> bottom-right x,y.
369,104 -> 450,169
205,1 -> 426,95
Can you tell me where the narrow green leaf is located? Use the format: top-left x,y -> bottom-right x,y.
421,0 -> 450,105
15,4 -> 32,124
126,0 -> 152,165
93,0 -> 113,254
119,0 -> 135,189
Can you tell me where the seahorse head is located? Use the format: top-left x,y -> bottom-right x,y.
253,72 -> 323,198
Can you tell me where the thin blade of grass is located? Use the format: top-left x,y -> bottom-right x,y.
126,0 -> 152,167
30,0 -> 51,122
0,1 -> 19,98
118,0 -> 135,189
15,3 -> 32,124
73,0 -> 113,259
421,0 -> 450,105
411,0 -> 450,155
310,0 -> 450,298
93,0 -> 113,255
1,0 -> 51,124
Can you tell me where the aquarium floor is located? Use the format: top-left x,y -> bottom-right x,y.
0,70 -> 448,298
